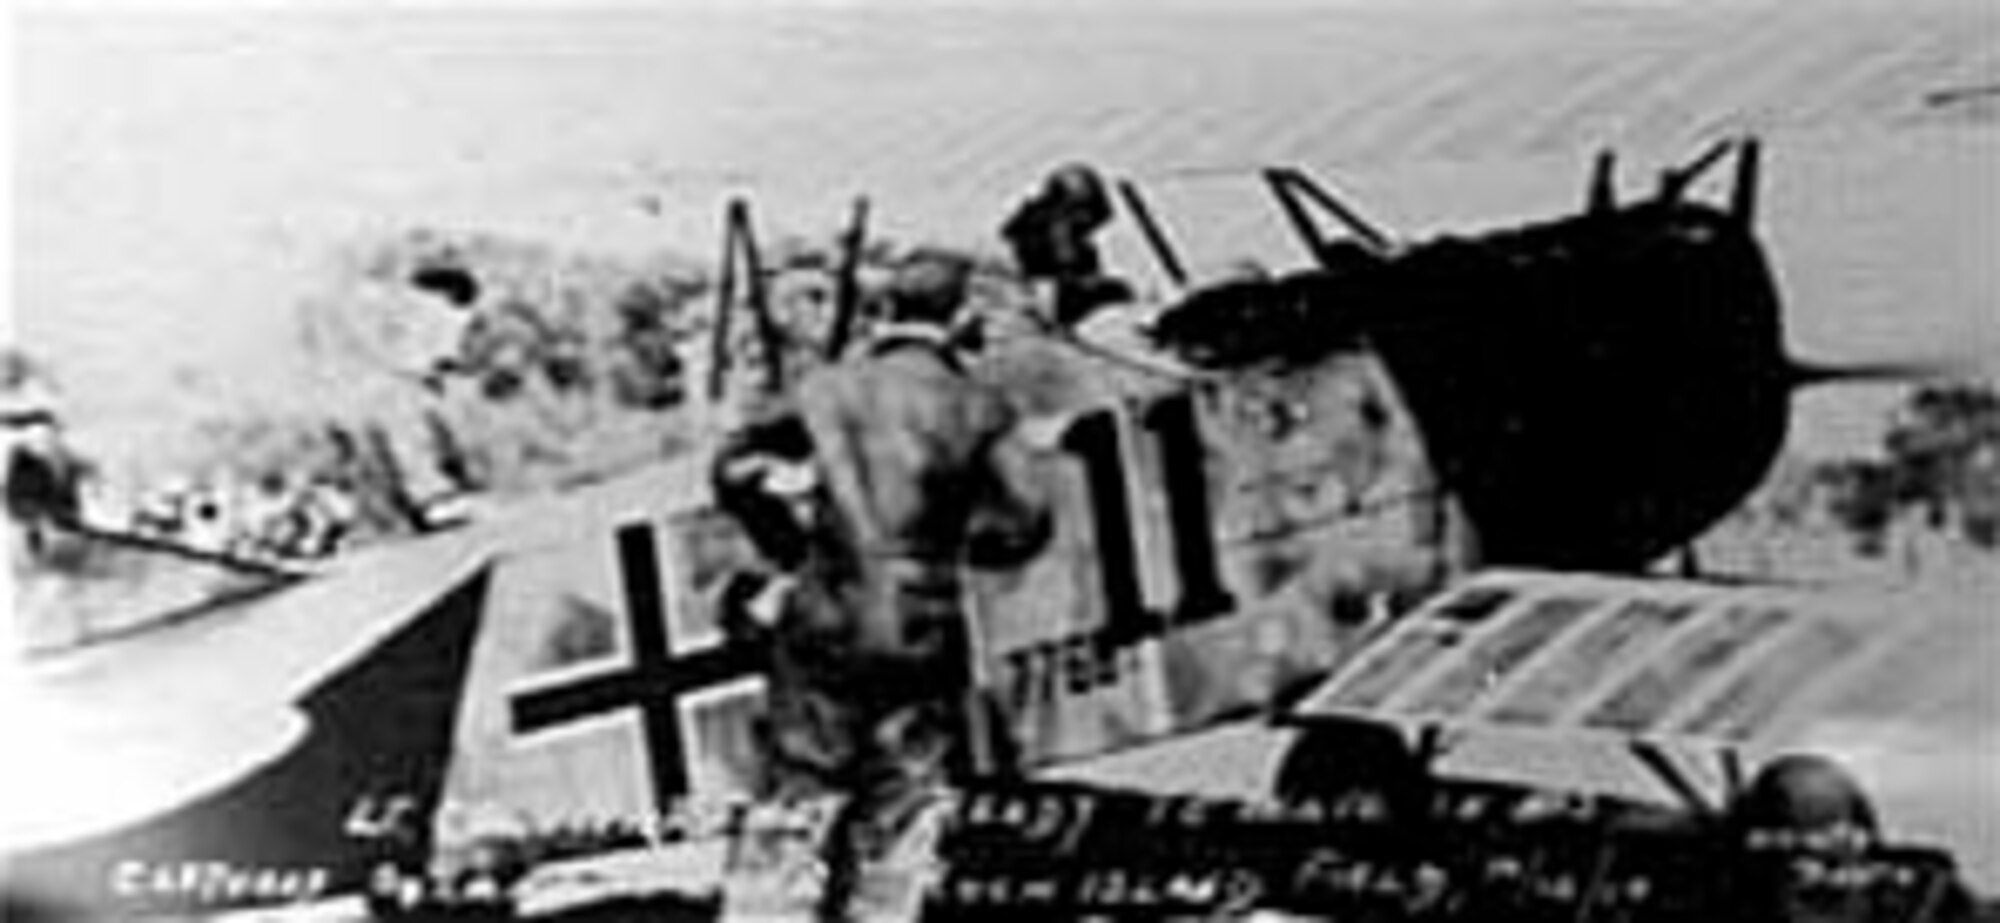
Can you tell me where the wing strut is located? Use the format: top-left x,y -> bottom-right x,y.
707,198 -> 785,400
1116,178 -> 1190,289
1656,136 -> 1739,205
824,196 -> 872,362
1262,166 -> 1396,266
1588,149 -> 1618,214
1629,739 -> 1719,818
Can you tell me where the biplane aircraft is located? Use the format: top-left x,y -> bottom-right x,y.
4,137 -> 1984,920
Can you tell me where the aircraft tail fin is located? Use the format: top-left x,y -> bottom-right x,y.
4,566 -> 493,917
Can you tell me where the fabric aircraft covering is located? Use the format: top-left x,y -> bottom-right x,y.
2,523 -> 495,920
440,331 -> 1471,851
1290,569 -> 2000,892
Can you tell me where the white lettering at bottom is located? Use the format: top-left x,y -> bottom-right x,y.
105,861 -> 330,904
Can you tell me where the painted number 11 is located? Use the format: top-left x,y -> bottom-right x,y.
1059,391 -> 1235,643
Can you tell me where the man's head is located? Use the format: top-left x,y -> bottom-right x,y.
1732,754 -> 1879,849
1730,755 -> 1886,922
1041,163 -> 1113,227
1275,717 -> 1427,823
883,248 -> 974,326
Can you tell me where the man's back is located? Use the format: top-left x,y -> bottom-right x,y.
786,332 -> 1053,686
796,339 -> 1016,565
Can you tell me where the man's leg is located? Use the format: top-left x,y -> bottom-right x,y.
817,701 -> 957,923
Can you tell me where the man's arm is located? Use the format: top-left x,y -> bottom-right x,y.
710,410 -> 816,569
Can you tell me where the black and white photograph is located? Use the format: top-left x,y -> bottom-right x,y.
4,0 -> 1996,919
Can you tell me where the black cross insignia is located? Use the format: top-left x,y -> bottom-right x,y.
510,522 -> 762,810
